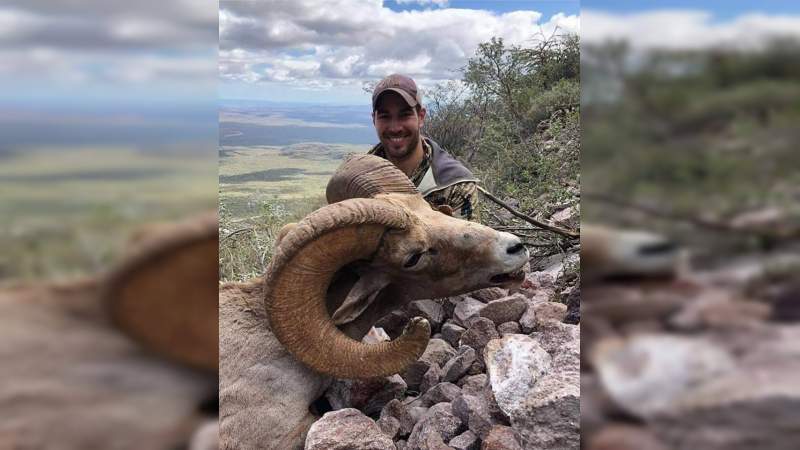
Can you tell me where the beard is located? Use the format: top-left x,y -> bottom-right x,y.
380,129 -> 420,161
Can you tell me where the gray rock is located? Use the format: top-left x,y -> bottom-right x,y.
375,310 -> 410,339
518,302 -> 537,334
396,440 -> 407,450
481,425 -> 523,450
420,382 -> 462,407
441,322 -> 466,348
453,297 -> 487,327
532,301 -> 568,326
587,424 -> 670,450
497,322 -> 521,335
442,346 -> 476,383
305,408 -> 394,450
409,299 -> 446,332
409,405 -> 430,426
421,339 -> 458,368
458,374 -> 488,395
376,415 -> 401,440
380,398 -> 415,438
420,363 -> 443,394
448,430 -> 478,450
325,375 -> 407,416
452,394 -> 494,440
459,318 -> 499,358
402,360 -> 432,392
485,332 -> 579,450
478,294 -> 528,326
470,287 -> 508,303
407,403 -> 463,450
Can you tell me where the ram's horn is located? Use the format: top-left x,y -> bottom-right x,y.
265,198 -> 430,379
326,153 -> 418,203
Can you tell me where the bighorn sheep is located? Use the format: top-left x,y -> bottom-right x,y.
0,214 -> 219,449
581,224 -> 685,283
219,154 -> 529,449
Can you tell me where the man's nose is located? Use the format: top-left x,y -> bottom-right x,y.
387,118 -> 403,133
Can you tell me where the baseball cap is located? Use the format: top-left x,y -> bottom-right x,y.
372,74 -> 422,110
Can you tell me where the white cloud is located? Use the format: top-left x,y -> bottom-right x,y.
0,1 -> 216,97
396,0 -> 449,7
583,9 -> 800,50
219,0 -> 579,91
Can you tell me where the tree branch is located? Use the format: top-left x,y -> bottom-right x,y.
478,186 -> 579,239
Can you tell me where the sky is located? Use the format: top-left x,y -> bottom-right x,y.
583,1 -> 800,49
219,0 -> 580,104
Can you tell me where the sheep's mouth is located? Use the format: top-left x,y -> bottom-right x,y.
490,268 -> 525,285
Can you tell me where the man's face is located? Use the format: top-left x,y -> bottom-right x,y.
373,91 -> 426,161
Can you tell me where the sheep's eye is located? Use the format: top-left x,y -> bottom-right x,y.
403,252 -> 424,268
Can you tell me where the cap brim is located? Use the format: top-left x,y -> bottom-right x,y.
373,88 -> 418,109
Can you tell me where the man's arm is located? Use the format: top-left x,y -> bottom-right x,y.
424,181 -> 481,222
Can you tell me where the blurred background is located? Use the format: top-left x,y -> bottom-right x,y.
0,0 -> 218,281
581,2 -> 800,449
0,2 -> 219,449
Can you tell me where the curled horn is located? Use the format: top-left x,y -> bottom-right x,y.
326,153 -> 418,203
264,198 -> 430,379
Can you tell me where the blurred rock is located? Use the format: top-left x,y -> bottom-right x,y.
459,318 -> 499,359
587,424 -> 669,450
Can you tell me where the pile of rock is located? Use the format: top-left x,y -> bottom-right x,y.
304,262 -> 581,450
582,251 -> 800,450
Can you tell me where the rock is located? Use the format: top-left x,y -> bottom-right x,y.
587,424 -> 669,450
563,282 -> 580,324
443,295 -> 465,318
375,310 -> 410,339
478,294 -> 529,326
442,346 -> 476,383
518,303 -> 537,334
421,339 -> 458,368
459,374 -> 488,395
452,394 -> 494,439
420,382 -> 462,407
486,332 -> 579,449
497,322 -> 520,335
481,425 -> 522,450
380,398 -> 415,437
403,360 -> 432,392
420,363 -> 443,394
325,374 -> 407,416
532,301 -> 568,326
409,299 -> 446,332
591,334 -> 736,419
376,415 -> 401,440
362,326 -> 392,344
551,205 -> 578,228
470,287 -> 508,303
407,402 -> 463,450
453,297 -> 487,327
396,440 -> 407,450
668,291 -> 771,331
441,322 -> 466,348
305,408 -> 394,450
459,318 -> 499,359
409,405 -> 429,426
467,358 -> 485,375
449,430 -> 479,450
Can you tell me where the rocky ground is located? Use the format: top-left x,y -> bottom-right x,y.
582,247 -> 800,450
303,250 -> 581,450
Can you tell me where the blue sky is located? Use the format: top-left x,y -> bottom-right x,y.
584,1 -> 800,21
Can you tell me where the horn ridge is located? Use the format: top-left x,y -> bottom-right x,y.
265,197 -> 430,379
326,153 -> 418,204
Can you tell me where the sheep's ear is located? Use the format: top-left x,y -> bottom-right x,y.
436,204 -> 454,216
276,222 -> 297,246
332,270 -> 392,325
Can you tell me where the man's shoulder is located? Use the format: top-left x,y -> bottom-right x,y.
425,138 -> 476,181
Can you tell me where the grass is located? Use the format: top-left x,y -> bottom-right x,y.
0,147 -> 217,281
218,144 -> 368,282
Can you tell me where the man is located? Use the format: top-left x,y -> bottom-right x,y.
369,74 -> 480,221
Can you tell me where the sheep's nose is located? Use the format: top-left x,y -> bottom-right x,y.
507,242 -> 525,255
